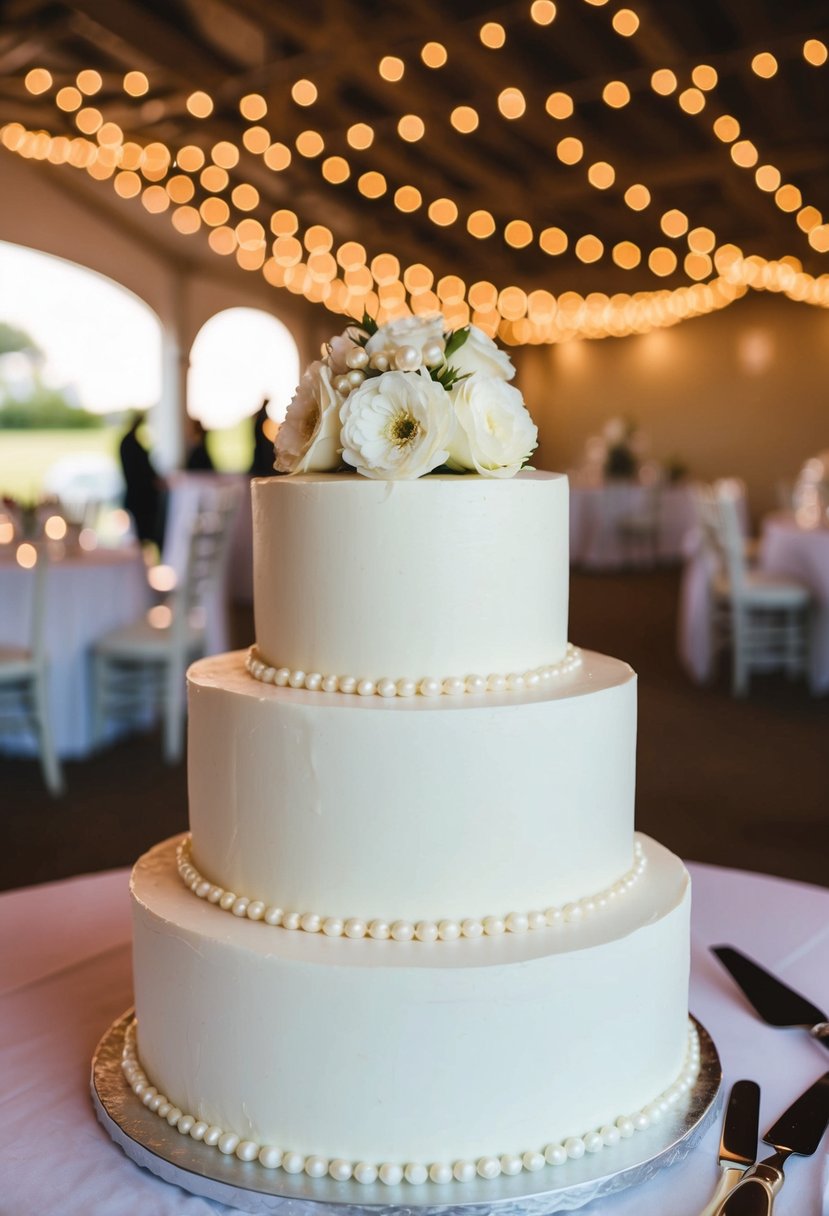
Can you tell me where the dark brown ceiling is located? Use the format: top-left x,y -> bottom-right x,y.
1,0 -> 827,305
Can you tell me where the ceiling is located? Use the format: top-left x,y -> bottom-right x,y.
1,0 -> 827,338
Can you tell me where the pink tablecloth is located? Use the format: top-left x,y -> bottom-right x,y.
570,483 -> 697,569
1,862 -> 827,1215
762,515 -> 829,694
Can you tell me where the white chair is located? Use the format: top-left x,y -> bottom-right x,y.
0,548 -> 64,795
712,487 -> 811,696
92,487 -> 240,762
616,483 -> 662,568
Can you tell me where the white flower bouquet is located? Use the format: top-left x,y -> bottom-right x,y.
275,314 -> 537,480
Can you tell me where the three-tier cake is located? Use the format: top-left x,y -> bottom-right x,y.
123,317 -> 695,1188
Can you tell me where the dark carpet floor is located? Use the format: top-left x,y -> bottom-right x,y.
2,571 -> 827,892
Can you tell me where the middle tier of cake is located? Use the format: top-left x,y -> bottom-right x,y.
187,648 -> 637,926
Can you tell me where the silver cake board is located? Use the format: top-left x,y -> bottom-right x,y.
91,1010 -> 721,1215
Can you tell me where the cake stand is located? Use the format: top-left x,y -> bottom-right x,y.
91,1010 -> 721,1215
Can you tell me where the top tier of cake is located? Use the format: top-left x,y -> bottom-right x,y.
252,470 -> 568,684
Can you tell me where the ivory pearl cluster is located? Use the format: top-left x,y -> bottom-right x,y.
331,337 -> 447,396
245,643 -> 583,699
122,1018 -> 700,1186
175,836 -> 647,942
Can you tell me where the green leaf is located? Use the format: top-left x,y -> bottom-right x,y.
443,325 -> 470,359
430,362 -> 470,391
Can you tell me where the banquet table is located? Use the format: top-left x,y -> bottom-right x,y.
762,514 -> 829,695
569,481 -> 697,569
0,546 -> 150,758
1,862 -> 827,1216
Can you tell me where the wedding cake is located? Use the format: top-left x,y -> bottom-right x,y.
124,315 -> 695,1188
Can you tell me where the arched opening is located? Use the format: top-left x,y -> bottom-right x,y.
187,307 -> 300,471
0,240 -> 163,504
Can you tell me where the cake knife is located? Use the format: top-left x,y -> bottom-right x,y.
712,946 -> 829,1051
715,1071 -> 829,1215
697,1080 -> 760,1216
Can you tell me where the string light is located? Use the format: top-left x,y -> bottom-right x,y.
239,94 -> 266,120
25,68 -> 52,94
379,56 -> 404,82
123,71 -> 149,97
451,106 -> 479,133
480,22 -> 506,48
291,79 -> 318,106
186,91 -> 213,118
421,42 -> 447,68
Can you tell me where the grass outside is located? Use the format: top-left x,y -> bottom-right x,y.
0,420 -> 255,500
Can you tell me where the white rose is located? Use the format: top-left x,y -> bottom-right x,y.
365,314 -> 444,359
448,377 -> 537,479
340,369 -> 454,480
275,362 -> 343,474
447,325 -> 515,382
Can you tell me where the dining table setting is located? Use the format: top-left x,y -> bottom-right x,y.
1,858 -> 826,1215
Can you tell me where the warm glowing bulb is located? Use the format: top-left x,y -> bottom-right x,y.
660,209 -> 688,238
358,171 -> 387,198
271,209 -> 299,236
200,165 -> 228,192
264,142 -> 291,171
172,206 -> 200,235
687,227 -> 716,254
232,183 -> 259,211
557,137 -> 583,164
685,252 -> 712,281
296,130 -> 324,157
291,79 -> 318,106
379,56 -> 404,82
692,64 -> 718,90
322,155 -> 349,183
16,543 -> 37,569
176,145 -> 205,172
575,235 -> 603,263
713,115 -> 740,142
421,41 -> 448,68
77,69 -> 102,95
305,225 -> 334,253
347,123 -> 374,150
480,22 -> 506,48
25,68 -> 52,94
796,206 -> 822,233
648,247 -> 677,276
651,69 -> 677,95
114,170 -> 141,199
755,164 -> 781,192
612,9 -> 639,36
775,183 -> 801,212
76,107 -> 103,134
539,227 -> 568,255
243,126 -> 271,155
602,81 -> 630,107
123,71 -> 149,96
751,52 -> 778,78
531,1 -> 557,23
545,91 -> 573,119
612,241 -> 641,269
44,515 -> 67,540
141,185 -> 169,213
200,197 -> 230,226
56,86 -> 82,111
451,106 -> 479,133
498,88 -> 526,119
403,263 -> 434,292
394,185 -> 422,211
397,114 -> 425,141
624,183 -> 651,210
504,220 -> 533,248
166,175 -> 195,203
239,93 -> 267,120
587,161 -> 615,189
211,141 -> 239,169
187,91 -> 213,118
803,39 -> 828,66
428,197 -> 458,226
467,210 -> 496,239
678,88 -> 705,114
731,139 -> 758,168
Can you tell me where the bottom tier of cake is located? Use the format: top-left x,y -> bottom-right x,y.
130,834 -> 691,1179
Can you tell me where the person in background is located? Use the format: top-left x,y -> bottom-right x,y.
249,398 -> 276,477
185,419 -> 214,472
119,410 -> 164,548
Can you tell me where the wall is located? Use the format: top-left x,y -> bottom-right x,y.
518,291 -> 829,521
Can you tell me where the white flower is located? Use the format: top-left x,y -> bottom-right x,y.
326,326 -> 362,376
448,325 -> 515,382
447,377 -> 537,479
340,369 -> 454,480
365,314 -> 444,359
275,362 -> 344,474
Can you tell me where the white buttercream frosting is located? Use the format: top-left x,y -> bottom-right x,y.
252,471 -> 570,682
121,1016 -> 700,1185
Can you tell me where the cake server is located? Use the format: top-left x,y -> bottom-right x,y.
712,946 -> 829,1051
715,1071 -> 829,1215
697,1079 -> 760,1216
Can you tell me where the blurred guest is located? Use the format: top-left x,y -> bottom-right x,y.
249,398 -> 276,477
185,419 -> 214,472
119,411 -> 164,547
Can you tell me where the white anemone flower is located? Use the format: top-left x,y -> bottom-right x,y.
340,368 -> 454,479
274,361 -> 344,473
448,377 -> 537,478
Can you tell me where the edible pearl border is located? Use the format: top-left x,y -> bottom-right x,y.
245,643 -> 582,698
121,1018 -> 700,1186
176,835 -> 647,942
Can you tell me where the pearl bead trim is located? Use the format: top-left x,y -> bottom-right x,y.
121,1018 -> 700,1186
244,643 -> 582,699
175,835 -> 647,942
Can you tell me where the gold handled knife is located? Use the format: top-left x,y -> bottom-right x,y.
697,1080 -> 760,1216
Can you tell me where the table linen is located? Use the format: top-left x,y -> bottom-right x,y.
0,547 -> 150,757
1,862 -> 827,1215
569,482 -> 697,569
762,515 -> 829,694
